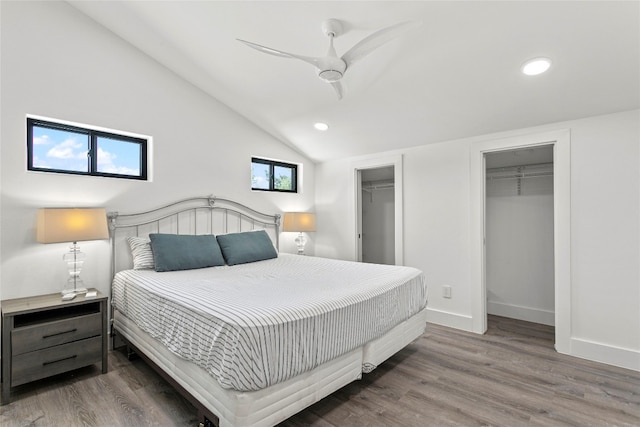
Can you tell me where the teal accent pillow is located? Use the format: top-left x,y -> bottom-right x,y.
216,230 -> 278,266
149,234 -> 225,272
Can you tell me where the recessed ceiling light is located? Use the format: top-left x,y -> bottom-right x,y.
314,122 -> 329,131
521,57 -> 552,76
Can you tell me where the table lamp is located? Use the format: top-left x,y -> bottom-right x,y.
282,212 -> 316,255
37,207 -> 109,295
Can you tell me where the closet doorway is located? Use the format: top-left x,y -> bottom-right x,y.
469,129 -> 571,354
352,154 -> 404,266
485,146 -> 555,326
359,166 -> 395,265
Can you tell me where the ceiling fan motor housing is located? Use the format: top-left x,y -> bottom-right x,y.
319,69 -> 343,82
317,55 -> 347,82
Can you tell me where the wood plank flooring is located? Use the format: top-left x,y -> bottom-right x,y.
1,316 -> 638,426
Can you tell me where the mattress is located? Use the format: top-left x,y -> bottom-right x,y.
112,253 -> 427,392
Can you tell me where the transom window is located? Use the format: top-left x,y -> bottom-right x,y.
251,157 -> 297,193
27,117 -> 148,180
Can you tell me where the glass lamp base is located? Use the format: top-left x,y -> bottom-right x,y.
295,232 -> 307,255
61,242 -> 88,295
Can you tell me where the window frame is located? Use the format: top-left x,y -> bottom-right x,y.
251,157 -> 298,193
27,117 -> 148,180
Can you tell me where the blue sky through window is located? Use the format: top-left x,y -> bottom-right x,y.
31,126 -> 141,176
97,136 -> 140,176
252,162 -> 270,189
32,126 -> 89,172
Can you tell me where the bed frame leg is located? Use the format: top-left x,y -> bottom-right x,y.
125,345 -> 138,360
198,416 -> 216,427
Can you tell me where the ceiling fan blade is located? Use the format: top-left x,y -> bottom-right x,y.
237,39 -> 322,68
330,81 -> 344,100
341,21 -> 420,68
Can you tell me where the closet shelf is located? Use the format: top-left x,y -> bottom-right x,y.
486,163 -> 553,180
362,180 -> 394,192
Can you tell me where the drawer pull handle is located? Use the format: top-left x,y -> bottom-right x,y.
42,328 -> 77,339
43,355 -> 77,366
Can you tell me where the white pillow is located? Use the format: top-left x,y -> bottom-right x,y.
127,236 -> 155,270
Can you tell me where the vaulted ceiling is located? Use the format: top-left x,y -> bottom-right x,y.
68,1 -> 639,163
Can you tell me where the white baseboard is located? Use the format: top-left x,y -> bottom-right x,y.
426,308 -> 474,332
570,337 -> 640,372
487,300 -> 555,326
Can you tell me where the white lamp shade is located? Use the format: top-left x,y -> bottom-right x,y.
37,208 -> 109,243
282,212 -> 316,232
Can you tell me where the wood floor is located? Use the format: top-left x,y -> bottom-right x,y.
1,316 -> 638,426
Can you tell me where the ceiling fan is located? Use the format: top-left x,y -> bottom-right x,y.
237,19 -> 419,99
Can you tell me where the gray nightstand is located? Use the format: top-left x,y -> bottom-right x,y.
1,289 -> 108,404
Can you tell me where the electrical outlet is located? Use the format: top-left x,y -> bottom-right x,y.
442,285 -> 452,299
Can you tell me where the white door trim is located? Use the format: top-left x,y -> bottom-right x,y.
469,129 -> 571,354
352,154 -> 404,265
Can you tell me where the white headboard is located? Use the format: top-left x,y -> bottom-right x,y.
107,195 -> 281,278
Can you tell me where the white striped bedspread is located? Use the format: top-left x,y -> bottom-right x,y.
112,253 -> 427,392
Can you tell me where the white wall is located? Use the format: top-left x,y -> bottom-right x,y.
568,110 -> 639,368
486,175 -> 555,326
0,1 -> 315,301
315,110 -> 640,370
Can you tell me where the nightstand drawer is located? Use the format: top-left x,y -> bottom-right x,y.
11,336 -> 102,387
12,312 -> 102,355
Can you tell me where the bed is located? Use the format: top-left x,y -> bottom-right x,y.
108,196 -> 428,427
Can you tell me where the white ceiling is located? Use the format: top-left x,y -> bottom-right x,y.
68,1 -> 639,163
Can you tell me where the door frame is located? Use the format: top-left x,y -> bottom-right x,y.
352,154 -> 404,265
469,129 -> 571,354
